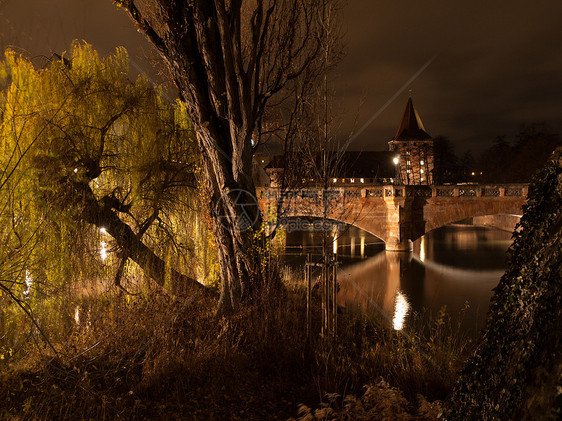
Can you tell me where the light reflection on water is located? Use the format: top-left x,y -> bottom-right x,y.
284,221 -> 513,336
392,291 -> 410,330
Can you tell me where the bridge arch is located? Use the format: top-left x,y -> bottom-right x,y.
275,214 -> 387,244
258,184 -> 527,251
420,200 -> 525,241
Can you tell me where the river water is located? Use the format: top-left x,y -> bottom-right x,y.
283,221 -> 514,337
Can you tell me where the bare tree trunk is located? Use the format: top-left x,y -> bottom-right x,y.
187,125 -> 266,313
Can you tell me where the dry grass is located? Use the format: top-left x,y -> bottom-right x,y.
0,280 -> 472,420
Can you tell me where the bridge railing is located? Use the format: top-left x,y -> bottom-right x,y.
257,186 -> 387,200
431,184 -> 528,198
257,183 -> 528,200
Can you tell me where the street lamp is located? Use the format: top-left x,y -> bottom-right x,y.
392,156 -> 400,185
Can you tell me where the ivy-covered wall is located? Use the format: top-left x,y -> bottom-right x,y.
448,148 -> 562,419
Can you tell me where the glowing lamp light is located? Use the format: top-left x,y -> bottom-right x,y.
100,227 -> 107,234
333,178 -> 337,183
350,178 -> 355,183
23,270 -> 33,297
420,169 -> 424,174
360,178 -> 365,183
420,160 -> 424,165
100,241 -> 108,261
392,155 -> 401,185
471,172 -> 475,176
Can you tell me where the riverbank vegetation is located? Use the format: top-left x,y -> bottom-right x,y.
1,275 -> 469,420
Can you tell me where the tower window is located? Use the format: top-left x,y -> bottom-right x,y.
420,160 -> 424,165
406,160 -> 411,165
420,169 -> 424,174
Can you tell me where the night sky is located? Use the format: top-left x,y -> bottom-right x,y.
1,0 -> 561,155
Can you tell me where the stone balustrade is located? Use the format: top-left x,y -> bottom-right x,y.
257,183 -> 529,200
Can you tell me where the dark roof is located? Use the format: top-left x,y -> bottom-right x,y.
264,155 -> 286,169
265,151 -> 394,179
338,151 -> 394,178
393,97 -> 432,141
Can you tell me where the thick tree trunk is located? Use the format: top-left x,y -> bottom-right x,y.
212,216 -> 263,315
195,128 -> 265,315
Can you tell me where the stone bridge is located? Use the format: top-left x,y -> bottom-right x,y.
257,184 -> 527,251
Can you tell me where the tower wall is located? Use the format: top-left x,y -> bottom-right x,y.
388,140 -> 434,185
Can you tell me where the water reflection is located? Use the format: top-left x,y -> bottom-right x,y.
393,291 -> 410,331
284,219 -> 385,266
284,220 -> 513,336
360,237 -> 365,259
337,252 -> 409,327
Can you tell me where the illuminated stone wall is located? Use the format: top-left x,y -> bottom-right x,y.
257,184 -> 526,251
388,139 -> 434,185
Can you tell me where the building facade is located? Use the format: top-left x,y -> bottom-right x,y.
388,98 -> 435,185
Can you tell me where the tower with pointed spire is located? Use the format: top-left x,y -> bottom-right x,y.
388,97 -> 434,185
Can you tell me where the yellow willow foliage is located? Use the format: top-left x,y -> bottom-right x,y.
0,42 -> 215,297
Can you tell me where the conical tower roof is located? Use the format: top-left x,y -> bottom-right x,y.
393,97 -> 431,140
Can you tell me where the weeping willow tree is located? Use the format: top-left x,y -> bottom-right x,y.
0,42 -> 213,311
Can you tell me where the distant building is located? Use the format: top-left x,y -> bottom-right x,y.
329,151 -> 394,184
252,158 -> 272,187
257,97 -> 435,187
261,152 -> 394,187
388,97 -> 435,185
